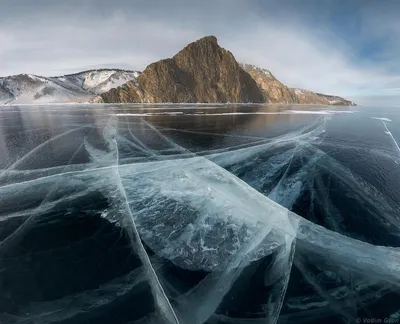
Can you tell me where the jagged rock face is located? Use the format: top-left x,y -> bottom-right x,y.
240,64 -> 297,104
97,81 -> 143,103
241,64 -> 355,106
96,36 -> 355,106
137,58 -> 195,102
101,36 -> 265,103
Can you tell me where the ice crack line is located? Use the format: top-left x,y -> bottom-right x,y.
0,126 -> 86,181
109,126 -> 180,324
381,120 -> 400,154
0,130 -> 91,256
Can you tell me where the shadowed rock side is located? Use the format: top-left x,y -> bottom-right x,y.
100,36 -> 265,104
93,81 -> 143,103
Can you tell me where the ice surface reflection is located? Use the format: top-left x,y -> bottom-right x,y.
0,106 -> 399,323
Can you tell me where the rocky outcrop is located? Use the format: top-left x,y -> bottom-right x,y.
241,64 -> 355,106
292,88 -> 355,106
98,81 -> 143,103
0,35 -> 355,106
315,92 -> 356,106
240,64 -> 297,104
99,36 -> 355,106
100,36 -> 264,104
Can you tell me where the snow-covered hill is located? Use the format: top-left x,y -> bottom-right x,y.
0,69 -> 140,105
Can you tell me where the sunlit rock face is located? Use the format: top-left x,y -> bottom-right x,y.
99,36 -> 355,105
100,36 -> 265,104
240,64 -> 298,104
240,64 -> 355,106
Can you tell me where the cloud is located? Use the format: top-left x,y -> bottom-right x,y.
0,0 -> 399,101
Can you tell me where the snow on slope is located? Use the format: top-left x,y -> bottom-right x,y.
0,69 -> 140,105
241,63 -> 274,79
82,70 -> 140,94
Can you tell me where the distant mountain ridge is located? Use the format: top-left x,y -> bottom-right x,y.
0,69 -> 140,104
99,36 -> 265,104
98,36 -> 355,106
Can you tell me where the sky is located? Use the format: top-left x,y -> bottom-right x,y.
1,0 -> 400,105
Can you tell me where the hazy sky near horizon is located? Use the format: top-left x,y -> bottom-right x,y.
1,0 -> 400,104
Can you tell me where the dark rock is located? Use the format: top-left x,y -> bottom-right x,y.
98,81 -> 143,103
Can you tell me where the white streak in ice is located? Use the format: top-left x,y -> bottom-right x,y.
376,118 -> 400,153
382,122 -> 400,153
101,123 -> 180,324
0,135 -> 88,255
0,127 -> 85,180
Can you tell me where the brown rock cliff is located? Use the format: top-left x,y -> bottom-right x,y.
241,64 -> 355,106
240,64 -> 297,104
101,36 -> 264,103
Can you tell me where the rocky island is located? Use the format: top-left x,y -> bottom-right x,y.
99,36 -> 355,106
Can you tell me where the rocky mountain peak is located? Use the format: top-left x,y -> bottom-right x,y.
179,35 -> 218,49
101,36 -> 265,103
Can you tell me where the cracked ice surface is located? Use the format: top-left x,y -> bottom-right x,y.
1,109 -> 400,323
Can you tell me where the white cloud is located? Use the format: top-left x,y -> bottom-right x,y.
220,17 -> 400,97
0,0 -> 399,102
